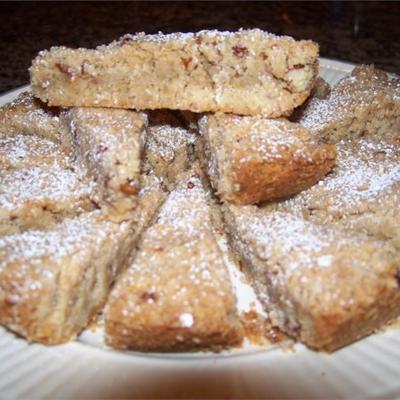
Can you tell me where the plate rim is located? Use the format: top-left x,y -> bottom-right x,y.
1,56 -> 400,400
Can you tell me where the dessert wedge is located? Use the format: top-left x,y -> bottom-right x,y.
274,137 -> 400,249
0,173 -> 166,344
297,65 -> 400,142
198,114 -> 336,204
105,169 -> 243,351
61,107 -> 147,217
223,205 -> 400,352
30,29 -> 319,117
143,110 -> 197,186
0,91 -> 61,143
0,134 -> 97,236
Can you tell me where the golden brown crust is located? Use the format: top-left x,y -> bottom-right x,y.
274,137 -> 400,250
60,107 -> 148,218
198,114 -> 336,205
105,169 -> 243,351
30,29 -> 319,117
0,174 -> 166,344
223,205 -> 400,352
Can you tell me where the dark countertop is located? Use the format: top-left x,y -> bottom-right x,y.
1,1 -> 399,94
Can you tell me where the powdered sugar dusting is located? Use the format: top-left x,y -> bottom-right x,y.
281,138 -> 400,214
0,134 -> 61,170
106,171 -> 239,346
147,125 -> 196,163
0,211 -> 106,264
107,29 -> 283,48
0,134 -> 96,217
0,91 -> 60,141
234,209 -> 341,272
300,65 -> 400,134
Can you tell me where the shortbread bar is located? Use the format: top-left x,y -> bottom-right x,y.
143,110 -> 197,186
298,65 -> 400,142
105,169 -> 243,351
223,205 -> 400,351
275,137 -> 400,249
198,114 -> 336,204
0,134 -> 97,236
30,29 -> 319,117
0,173 -> 166,344
61,107 -> 147,217
0,91 -> 61,143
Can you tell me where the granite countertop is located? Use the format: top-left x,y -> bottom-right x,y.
1,1 -> 399,94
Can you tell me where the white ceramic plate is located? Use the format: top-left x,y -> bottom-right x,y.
1,58 -> 400,400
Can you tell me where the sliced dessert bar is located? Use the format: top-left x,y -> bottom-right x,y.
105,169 -> 243,351
61,107 -> 147,217
0,173 -> 166,344
223,205 -> 400,351
30,29 -> 319,117
0,134 -> 97,236
198,114 -> 336,204
297,65 -> 400,142
275,137 -> 400,248
0,91 -> 61,143
143,110 -> 197,186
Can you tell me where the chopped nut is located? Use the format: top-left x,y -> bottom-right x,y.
232,45 -> 248,58
120,35 -> 133,45
55,63 -> 75,81
140,292 -> 158,303
96,144 -> 108,154
181,57 -> 192,70
120,180 -> 139,195
159,180 -> 169,192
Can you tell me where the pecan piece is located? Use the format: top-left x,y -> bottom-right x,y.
159,180 -> 169,192
120,179 -> 139,195
140,291 -> 158,303
232,45 -> 248,58
96,144 -> 108,154
119,35 -> 133,45
181,57 -> 192,70
55,63 -> 75,81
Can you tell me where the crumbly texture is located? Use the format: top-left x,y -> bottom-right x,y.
105,169 -> 243,351
223,205 -> 400,352
274,137 -> 400,249
30,29 -> 319,117
0,91 -> 62,144
290,77 -> 330,121
143,110 -> 197,186
60,107 -> 148,218
0,173 -> 166,344
0,134 -> 97,236
297,65 -> 400,142
198,114 -> 336,204
310,76 -> 331,99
